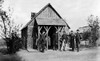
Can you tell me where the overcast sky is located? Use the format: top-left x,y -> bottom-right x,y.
2,0 -> 100,31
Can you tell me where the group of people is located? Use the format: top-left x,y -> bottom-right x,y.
69,30 -> 81,52
55,29 -> 81,52
36,29 -> 81,52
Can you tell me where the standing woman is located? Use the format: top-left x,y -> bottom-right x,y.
69,30 -> 75,51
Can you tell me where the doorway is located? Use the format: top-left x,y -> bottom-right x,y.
48,26 -> 56,49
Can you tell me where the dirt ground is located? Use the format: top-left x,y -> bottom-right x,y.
17,47 -> 100,61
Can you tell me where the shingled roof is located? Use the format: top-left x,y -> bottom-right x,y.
22,3 -> 70,30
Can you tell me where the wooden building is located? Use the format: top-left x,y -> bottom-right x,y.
21,3 -> 70,50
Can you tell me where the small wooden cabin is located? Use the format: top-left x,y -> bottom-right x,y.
21,3 -> 70,50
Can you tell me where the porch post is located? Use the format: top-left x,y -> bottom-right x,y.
62,27 -> 65,32
55,26 -> 63,50
44,26 -> 51,50
38,26 -> 42,37
37,26 -> 42,51
44,26 -> 51,36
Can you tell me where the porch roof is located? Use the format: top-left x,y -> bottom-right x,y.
36,18 -> 66,26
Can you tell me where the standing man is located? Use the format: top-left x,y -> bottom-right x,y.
52,32 -> 58,50
69,30 -> 75,51
75,29 -> 81,52
61,31 -> 67,51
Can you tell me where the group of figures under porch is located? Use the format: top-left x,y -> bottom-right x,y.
34,26 -> 67,51
34,26 -> 81,52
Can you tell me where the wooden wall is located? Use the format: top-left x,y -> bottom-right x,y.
21,27 -> 27,49
27,19 -> 35,49
37,7 -> 60,19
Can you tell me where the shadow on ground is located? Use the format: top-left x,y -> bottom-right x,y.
0,53 -> 22,61
0,48 -> 22,61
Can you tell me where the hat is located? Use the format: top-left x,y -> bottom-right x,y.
77,29 -> 79,31
71,30 -> 73,32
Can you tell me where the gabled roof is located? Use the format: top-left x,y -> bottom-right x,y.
35,3 -> 62,19
21,3 -> 70,30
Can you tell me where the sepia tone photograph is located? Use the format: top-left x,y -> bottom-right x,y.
0,0 -> 100,61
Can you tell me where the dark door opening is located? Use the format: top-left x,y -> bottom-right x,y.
48,26 -> 56,49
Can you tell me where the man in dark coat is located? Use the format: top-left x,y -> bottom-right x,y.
62,31 -> 68,44
75,29 -> 81,52
69,30 -> 75,51
52,32 -> 58,50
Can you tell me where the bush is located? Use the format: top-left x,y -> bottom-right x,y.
4,33 -> 23,54
82,31 -> 91,40
0,48 -> 7,54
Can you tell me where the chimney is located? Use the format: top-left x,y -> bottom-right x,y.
31,12 -> 36,19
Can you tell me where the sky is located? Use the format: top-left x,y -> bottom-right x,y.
2,0 -> 100,31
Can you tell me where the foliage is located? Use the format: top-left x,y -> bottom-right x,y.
87,15 -> 99,46
5,32 -> 22,54
0,0 -> 22,54
82,31 -> 91,41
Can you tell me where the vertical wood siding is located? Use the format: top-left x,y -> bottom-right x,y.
21,27 -> 27,49
37,7 -> 60,19
27,26 -> 33,49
